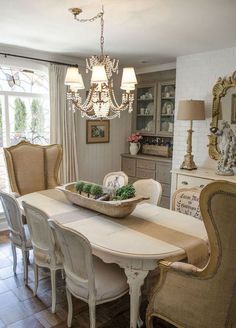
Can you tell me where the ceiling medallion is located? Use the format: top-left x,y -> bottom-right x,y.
65,6 -> 137,120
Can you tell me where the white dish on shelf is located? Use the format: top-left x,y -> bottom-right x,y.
146,102 -> 154,115
162,101 -> 174,115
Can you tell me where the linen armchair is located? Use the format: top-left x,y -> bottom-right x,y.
4,140 -> 62,196
146,181 -> 236,328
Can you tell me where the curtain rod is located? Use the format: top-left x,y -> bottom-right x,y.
0,52 -> 78,67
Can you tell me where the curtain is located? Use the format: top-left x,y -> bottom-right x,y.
49,64 -> 79,184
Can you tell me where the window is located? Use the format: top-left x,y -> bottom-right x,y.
0,65 -> 49,191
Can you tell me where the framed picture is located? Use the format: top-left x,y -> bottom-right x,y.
86,120 -> 110,144
231,94 -> 236,124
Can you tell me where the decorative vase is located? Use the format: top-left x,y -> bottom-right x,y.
129,142 -> 140,155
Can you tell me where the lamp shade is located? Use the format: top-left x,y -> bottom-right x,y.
121,67 -> 137,86
65,67 -> 85,89
177,100 -> 205,120
91,65 -> 108,84
121,83 -> 135,91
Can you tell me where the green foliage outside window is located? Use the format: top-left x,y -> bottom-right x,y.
14,98 -> 27,133
30,98 -> 44,135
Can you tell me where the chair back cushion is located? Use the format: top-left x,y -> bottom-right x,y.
0,191 -> 25,245
103,171 -> 128,189
172,187 -> 202,220
4,141 -> 62,195
133,179 -> 162,205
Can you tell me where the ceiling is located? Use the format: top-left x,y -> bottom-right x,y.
1,0 -> 236,67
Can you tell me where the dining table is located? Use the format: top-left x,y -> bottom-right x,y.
18,189 -> 208,328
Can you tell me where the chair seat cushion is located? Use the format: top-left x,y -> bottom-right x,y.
66,256 -> 128,302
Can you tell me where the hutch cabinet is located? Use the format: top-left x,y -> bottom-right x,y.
133,80 -> 175,137
121,153 -> 172,208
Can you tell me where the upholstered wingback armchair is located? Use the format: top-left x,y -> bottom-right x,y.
146,181 -> 236,328
4,140 -> 62,196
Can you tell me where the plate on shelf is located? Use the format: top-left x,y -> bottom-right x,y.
162,85 -> 175,98
162,101 -> 174,115
146,102 -> 154,115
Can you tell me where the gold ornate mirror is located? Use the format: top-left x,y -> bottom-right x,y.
208,71 -> 236,161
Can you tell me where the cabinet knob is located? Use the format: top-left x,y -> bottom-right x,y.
199,184 -> 205,188
181,181 -> 188,185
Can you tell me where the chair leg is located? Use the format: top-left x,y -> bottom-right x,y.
11,243 -> 17,274
66,288 -> 73,328
51,269 -> 57,313
88,299 -> 96,328
26,250 -> 30,264
22,250 -> 28,285
33,263 -> 39,296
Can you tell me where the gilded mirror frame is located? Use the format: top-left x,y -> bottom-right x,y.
208,71 -> 236,160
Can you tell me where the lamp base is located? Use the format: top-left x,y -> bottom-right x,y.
180,154 -> 197,170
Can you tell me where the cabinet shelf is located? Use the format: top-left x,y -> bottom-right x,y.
161,97 -> 175,100
137,114 -> 154,117
137,99 -> 154,102
161,114 -> 174,117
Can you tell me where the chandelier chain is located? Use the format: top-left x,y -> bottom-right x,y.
100,10 -> 104,58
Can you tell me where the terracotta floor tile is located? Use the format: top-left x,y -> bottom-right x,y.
0,280 -> 9,294
0,301 -> 30,325
34,309 -> 64,328
7,315 -> 44,328
12,284 -> 35,301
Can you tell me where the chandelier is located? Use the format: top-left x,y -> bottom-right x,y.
65,6 -> 137,120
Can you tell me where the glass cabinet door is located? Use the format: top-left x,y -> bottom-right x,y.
159,82 -> 175,136
135,84 -> 156,134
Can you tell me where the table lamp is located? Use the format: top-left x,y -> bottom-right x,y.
177,100 -> 205,170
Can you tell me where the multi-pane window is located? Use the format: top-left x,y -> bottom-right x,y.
0,65 -> 49,191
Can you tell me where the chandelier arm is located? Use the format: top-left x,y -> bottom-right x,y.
109,86 -> 130,111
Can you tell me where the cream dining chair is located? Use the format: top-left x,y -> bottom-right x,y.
4,140 -> 62,196
0,191 -> 32,285
146,181 -> 236,328
133,179 -> 162,205
22,201 -> 63,313
172,187 -> 202,220
103,171 -> 128,189
49,220 -> 129,328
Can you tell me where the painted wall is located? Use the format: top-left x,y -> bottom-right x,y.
173,46 -> 236,171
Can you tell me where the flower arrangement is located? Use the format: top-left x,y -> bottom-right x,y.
127,132 -> 143,143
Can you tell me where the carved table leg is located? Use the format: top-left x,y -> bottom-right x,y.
125,268 -> 148,328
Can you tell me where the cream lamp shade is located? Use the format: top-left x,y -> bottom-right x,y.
91,65 -> 108,84
177,100 -> 205,120
65,67 -> 85,89
121,67 -> 137,91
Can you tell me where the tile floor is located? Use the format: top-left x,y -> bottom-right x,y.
0,232 -> 172,328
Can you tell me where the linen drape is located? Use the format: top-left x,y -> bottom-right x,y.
49,64 -> 79,184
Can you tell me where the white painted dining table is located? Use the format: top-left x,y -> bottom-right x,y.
18,189 -> 208,328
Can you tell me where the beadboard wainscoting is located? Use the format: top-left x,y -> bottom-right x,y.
173,46 -> 236,171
